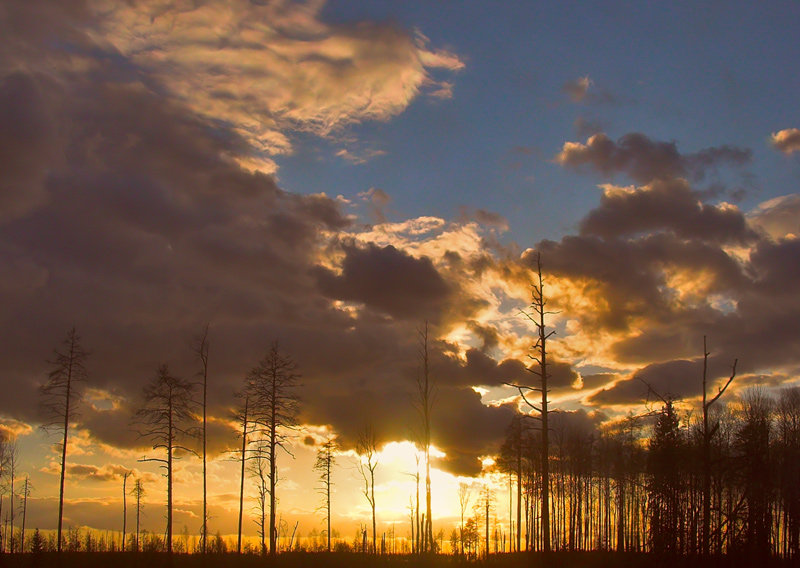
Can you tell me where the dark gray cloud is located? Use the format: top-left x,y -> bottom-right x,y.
431,390 -> 516,476
580,179 -> 757,244
556,132 -> 752,184
0,73 -> 62,221
588,360 -> 699,406
314,242 -> 450,320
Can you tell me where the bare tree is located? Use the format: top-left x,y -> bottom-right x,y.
20,477 -> 31,553
412,321 -> 436,553
356,424 -> 379,554
130,477 -> 145,552
1,436 -> 19,553
474,483 -> 495,560
133,364 -> 198,553
232,391 -> 250,554
250,447 -> 269,555
506,253 -> 555,553
701,336 -> 737,557
458,482 -> 473,555
191,324 -> 211,553
40,327 -> 88,553
122,470 -> 131,551
314,437 -> 338,552
247,341 -> 301,556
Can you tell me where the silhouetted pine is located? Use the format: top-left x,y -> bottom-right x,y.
246,341 -> 301,556
40,327 -> 88,553
132,364 -> 198,554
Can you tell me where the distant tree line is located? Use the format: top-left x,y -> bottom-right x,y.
495,385 -> 800,561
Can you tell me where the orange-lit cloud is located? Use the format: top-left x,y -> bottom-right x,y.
771,128 -> 800,154
90,0 -> 463,169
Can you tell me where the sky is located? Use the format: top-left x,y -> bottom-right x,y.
1,0 -> 800,545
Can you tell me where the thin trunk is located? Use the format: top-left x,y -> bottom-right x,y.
136,487 -> 141,552
237,396 -> 249,554
269,378 -> 277,556
167,389 -> 173,554
415,459 -> 420,554
122,472 -> 129,552
326,453 -> 331,553
21,478 -> 28,553
371,469 -> 377,553
56,338 -> 75,554
9,458 -> 14,553
202,365 -> 208,554
517,448 -> 522,553
485,491 -> 490,561
537,259 -> 551,555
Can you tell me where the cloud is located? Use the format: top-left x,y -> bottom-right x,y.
574,117 -> 609,138
748,194 -> 800,240
771,128 -> 800,154
89,0 -> 463,164
0,418 -> 34,439
563,76 -> 591,102
562,76 -> 618,105
0,73 -> 62,222
42,462 -> 159,483
474,209 -> 509,232
580,179 -> 757,244
314,242 -> 451,320
587,360 -> 700,406
555,132 -> 752,184
335,148 -> 387,164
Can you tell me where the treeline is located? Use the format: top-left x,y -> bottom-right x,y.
495,387 -> 800,560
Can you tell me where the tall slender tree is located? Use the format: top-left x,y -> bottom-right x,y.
458,482 -> 473,555
130,478 -> 145,552
133,364 -> 197,554
233,392 -> 250,554
247,341 -> 301,556
506,253 -> 554,554
314,437 -> 338,552
356,424 -> 379,554
250,446 -> 269,555
5,436 -> 19,553
192,324 -> 211,553
20,477 -> 31,553
701,336 -> 737,556
413,322 -> 436,553
40,327 -> 88,553
122,470 -> 131,552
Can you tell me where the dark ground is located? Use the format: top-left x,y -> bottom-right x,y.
1,551 -> 795,568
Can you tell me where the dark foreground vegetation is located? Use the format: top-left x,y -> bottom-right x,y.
1,551 -> 799,568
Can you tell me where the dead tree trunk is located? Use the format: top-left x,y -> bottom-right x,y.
702,336 -> 737,556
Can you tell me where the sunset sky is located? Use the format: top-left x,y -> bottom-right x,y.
1,0 -> 800,545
